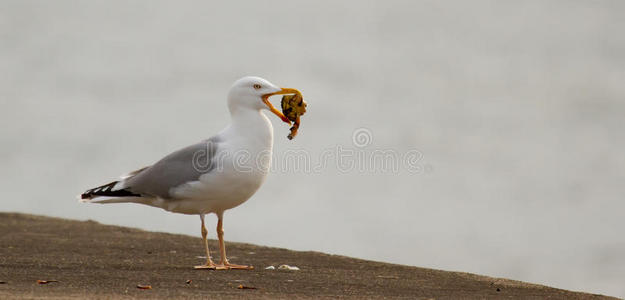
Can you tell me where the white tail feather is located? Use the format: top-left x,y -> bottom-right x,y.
79,196 -> 147,204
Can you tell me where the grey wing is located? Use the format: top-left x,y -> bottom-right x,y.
122,136 -> 220,199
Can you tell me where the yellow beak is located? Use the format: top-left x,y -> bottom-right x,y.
262,88 -> 300,124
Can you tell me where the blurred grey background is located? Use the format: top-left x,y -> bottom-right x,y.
1,0 -> 624,297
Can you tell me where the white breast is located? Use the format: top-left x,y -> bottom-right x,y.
164,109 -> 274,215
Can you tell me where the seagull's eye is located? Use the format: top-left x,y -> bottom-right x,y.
253,84 -> 262,90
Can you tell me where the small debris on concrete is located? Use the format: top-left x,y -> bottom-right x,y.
278,264 -> 300,270
265,266 -> 275,270
37,280 -> 58,284
136,284 -> 152,289
238,284 -> 257,290
185,280 -> 192,284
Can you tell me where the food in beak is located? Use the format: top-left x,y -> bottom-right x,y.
280,92 -> 307,140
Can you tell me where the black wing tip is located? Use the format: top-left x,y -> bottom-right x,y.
82,181 -> 141,199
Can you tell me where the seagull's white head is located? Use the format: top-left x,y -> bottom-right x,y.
227,76 -> 295,124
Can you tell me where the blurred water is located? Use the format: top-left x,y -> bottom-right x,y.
1,0 -> 624,297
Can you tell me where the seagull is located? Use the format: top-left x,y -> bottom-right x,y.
80,76 -> 299,270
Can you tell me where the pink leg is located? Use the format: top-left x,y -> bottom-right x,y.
215,212 -> 253,270
194,214 -> 217,269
